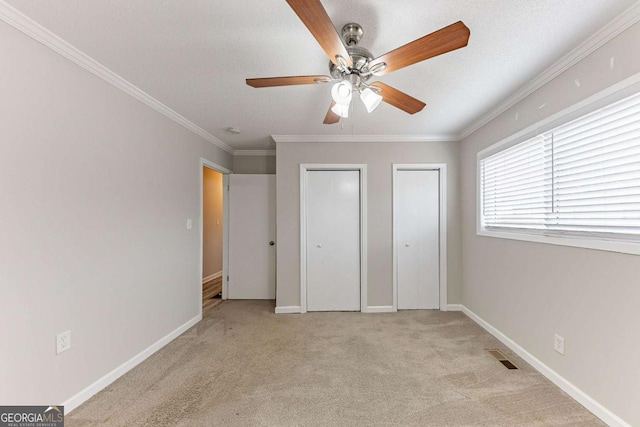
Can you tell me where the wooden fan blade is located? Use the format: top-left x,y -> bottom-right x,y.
370,21 -> 470,75
246,75 -> 331,88
323,101 -> 340,124
286,0 -> 352,67
371,82 -> 426,114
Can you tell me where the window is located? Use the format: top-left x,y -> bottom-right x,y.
479,90 -> 640,250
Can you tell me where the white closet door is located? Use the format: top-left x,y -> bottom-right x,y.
228,174 -> 276,299
306,170 -> 360,311
397,170 -> 440,309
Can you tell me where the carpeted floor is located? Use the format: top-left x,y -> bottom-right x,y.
67,301 -> 603,426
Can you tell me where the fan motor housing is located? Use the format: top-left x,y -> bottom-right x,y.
329,46 -> 375,81
329,23 -> 374,81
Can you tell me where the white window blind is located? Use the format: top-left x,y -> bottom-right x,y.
481,135 -> 551,231
481,91 -> 640,240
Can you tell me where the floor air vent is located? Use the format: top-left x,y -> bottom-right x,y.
487,349 -> 519,370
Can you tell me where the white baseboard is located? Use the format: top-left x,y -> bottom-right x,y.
365,305 -> 396,313
62,314 -> 202,413
459,305 -> 630,427
446,304 -> 464,311
275,306 -> 301,314
202,271 -> 222,284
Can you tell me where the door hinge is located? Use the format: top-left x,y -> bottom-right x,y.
227,275 -> 229,282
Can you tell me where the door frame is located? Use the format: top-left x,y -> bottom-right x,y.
199,158 -> 232,314
300,164 -> 368,313
392,164 -> 448,311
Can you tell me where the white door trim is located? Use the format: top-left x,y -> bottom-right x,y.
300,164 -> 368,313
199,158 -> 232,312
392,164 -> 448,311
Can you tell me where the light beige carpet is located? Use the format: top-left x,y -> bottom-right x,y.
67,301 -> 603,426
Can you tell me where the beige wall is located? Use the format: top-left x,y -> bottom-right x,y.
0,21 -> 232,406
233,155 -> 276,174
460,23 -> 640,425
202,168 -> 224,278
276,141 -> 461,308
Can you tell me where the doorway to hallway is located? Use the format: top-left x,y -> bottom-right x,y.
202,166 -> 224,310
200,159 -> 231,313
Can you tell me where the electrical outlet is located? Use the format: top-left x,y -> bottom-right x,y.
186,219 -> 192,230
554,334 -> 565,355
56,330 -> 71,354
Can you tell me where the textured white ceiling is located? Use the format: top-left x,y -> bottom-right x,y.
5,0 -> 637,150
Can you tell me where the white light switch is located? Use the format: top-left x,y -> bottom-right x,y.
186,219 -> 192,230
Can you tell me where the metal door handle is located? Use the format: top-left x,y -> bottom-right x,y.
405,243 -> 411,247
317,244 -> 322,248
269,241 -> 275,246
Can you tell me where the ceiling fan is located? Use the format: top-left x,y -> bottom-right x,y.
246,0 -> 471,124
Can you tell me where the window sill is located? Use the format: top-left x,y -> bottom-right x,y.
477,228 -> 640,256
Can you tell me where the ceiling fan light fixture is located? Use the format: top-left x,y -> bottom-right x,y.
331,102 -> 349,118
361,88 -> 383,113
331,81 -> 352,105
245,4 -> 469,125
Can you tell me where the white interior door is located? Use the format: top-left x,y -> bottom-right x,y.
397,170 -> 440,309
306,170 -> 360,311
228,174 -> 276,299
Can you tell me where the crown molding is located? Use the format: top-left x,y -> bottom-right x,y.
233,150 -> 276,156
459,0 -> 640,140
271,134 -> 460,143
0,1 -> 235,155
